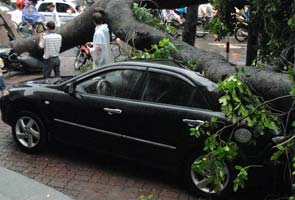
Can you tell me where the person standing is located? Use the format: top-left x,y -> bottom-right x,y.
38,21 -> 62,78
90,12 -> 113,69
48,3 -> 60,29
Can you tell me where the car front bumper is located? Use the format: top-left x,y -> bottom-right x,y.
0,95 -> 10,125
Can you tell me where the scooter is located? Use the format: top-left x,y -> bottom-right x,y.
74,43 -> 92,71
0,48 -> 44,73
234,13 -> 248,43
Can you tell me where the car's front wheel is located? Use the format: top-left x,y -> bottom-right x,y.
185,154 -> 233,199
12,111 -> 47,153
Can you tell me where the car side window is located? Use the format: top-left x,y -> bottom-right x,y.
56,3 -> 74,13
190,89 -> 211,109
141,72 -> 194,107
38,3 -> 51,12
76,69 -> 143,99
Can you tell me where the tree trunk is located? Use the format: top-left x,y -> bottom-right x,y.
245,25 -> 258,66
182,4 -> 198,46
10,0 -> 294,111
10,5 -> 99,57
245,11 -> 258,66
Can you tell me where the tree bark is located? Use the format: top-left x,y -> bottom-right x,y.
245,10 -> 258,66
10,5 -> 99,57
10,0 -> 294,111
182,4 -> 198,46
245,25 -> 258,66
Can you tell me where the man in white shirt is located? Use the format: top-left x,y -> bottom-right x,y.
90,12 -> 113,69
38,21 -> 62,78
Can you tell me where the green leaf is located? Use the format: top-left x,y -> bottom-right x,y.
232,90 -> 241,102
235,165 -> 243,170
211,117 -> 218,123
270,148 -> 285,161
219,96 -> 227,106
223,146 -> 230,152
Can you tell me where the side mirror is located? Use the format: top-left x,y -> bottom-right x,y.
65,83 -> 75,95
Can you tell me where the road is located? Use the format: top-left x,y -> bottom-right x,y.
195,34 -> 247,66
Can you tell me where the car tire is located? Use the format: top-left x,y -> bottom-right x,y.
12,111 -> 47,154
184,153 -> 233,199
234,27 -> 248,43
195,21 -> 208,38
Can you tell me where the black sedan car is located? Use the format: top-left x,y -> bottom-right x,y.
0,61 -> 282,198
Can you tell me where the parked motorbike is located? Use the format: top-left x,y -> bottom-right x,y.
195,17 -> 210,38
0,48 -> 44,73
74,43 -> 92,71
234,13 -> 248,43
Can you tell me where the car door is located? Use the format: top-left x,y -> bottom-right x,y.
50,67 -> 146,154
122,68 -> 217,166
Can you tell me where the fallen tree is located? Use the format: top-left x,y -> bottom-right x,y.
10,0 -> 294,111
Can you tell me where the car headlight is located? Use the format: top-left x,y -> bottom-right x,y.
2,90 -> 9,97
234,128 -> 252,143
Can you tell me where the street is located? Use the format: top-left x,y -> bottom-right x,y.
0,36 -> 247,200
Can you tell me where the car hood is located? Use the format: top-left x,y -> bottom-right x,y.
11,76 -> 73,89
27,77 -> 72,84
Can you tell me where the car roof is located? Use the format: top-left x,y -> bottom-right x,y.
37,0 -> 77,6
103,61 -> 218,92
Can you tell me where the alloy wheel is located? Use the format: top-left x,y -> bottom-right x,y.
15,116 -> 40,148
190,160 -> 230,194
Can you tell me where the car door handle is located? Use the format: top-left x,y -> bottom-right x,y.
182,119 -> 205,127
103,108 -> 122,115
